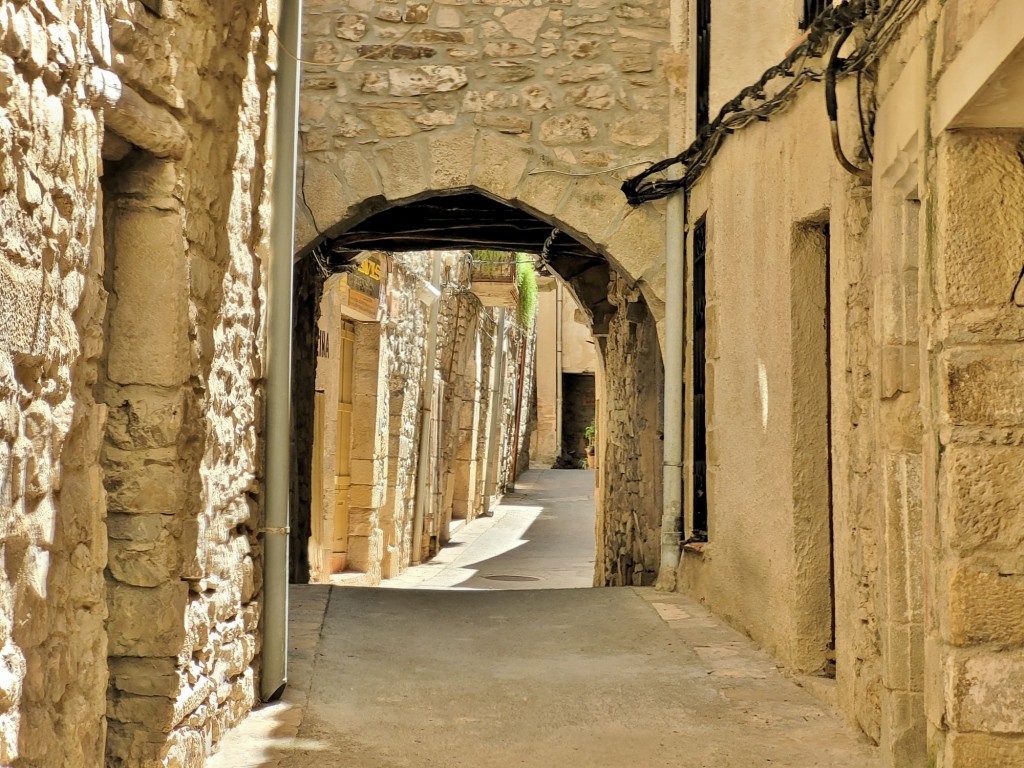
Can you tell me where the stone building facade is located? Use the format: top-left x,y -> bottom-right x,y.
291,250 -> 535,585
0,0 -> 276,765
621,1 -> 1024,766
296,0 -> 677,589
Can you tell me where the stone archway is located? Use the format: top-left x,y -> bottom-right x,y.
296,130 -> 668,340
292,131 -> 669,586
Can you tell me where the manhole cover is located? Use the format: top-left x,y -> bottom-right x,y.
483,574 -> 541,582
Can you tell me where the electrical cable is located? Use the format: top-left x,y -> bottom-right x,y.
622,0 -> 925,205
825,27 -> 871,179
856,66 -> 874,162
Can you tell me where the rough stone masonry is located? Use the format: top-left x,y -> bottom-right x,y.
0,0 -> 276,765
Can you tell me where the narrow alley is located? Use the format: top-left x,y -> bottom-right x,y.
212,471 -> 879,768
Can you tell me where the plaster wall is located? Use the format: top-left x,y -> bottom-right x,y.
705,0 -> 801,126
531,277 -> 597,468
678,88 -> 845,674
672,1 -> 1024,766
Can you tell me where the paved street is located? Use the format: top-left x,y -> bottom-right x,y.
211,470 -> 880,768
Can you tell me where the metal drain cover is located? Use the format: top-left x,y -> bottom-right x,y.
483,574 -> 541,582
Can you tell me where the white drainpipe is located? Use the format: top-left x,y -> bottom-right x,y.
658,9 -> 686,590
262,0 -> 302,702
411,252 -> 443,564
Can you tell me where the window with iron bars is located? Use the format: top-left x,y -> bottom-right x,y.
691,217 -> 708,540
695,0 -> 711,130
800,0 -> 831,29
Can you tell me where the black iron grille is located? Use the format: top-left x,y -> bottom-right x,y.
692,218 -> 708,538
800,0 -> 830,29
695,0 -> 711,130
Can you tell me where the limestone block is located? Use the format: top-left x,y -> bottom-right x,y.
375,139 -> 430,202
335,14 -> 368,41
565,84 -> 614,110
936,133 -> 1024,309
949,650 -> 1024,733
108,582 -> 188,657
521,84 -> 555,111
603,203 -> 665,284
103,447 -> 186,515
108,517 -> 179,587
949,566 -> 1024,646
943,351 -> 1024,426
947,444 -> 1024,552
539,112 -> 598,145
611,113 -> 662,147
104,388 -> 184,450
109,657 -> 180,698
367,109 -> 418,138
106,208 -> 189,387
555,175 -> 627,248
471,133 -> 532,200
498,7 -> 548,42
516,167 -> 572,218
945,733 -> 1024,768
300,159 -> 351,236
388,65 -> 467,96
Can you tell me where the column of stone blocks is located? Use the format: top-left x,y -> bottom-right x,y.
100,155 -> 195,765
925,131 -> 1024,767
346,322 -> 386,580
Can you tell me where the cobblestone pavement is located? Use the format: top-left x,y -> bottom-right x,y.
211,471 -> 881,768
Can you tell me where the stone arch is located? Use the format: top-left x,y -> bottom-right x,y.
295,130 -> 669,333
291,129 -> 669,586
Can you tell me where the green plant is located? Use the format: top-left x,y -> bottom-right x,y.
514,253 -> 538,330
469,249 -> 538,330
584,420 -> 597,446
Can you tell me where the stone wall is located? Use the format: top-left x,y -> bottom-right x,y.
299,0 -> 670,190
0,0 -> 274,765
0,1 -> 108,764
596,274 -> 663,586
99,1 -> 273,764
297,251 -> 533,584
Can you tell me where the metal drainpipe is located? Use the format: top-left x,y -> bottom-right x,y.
482,307 -> 507,506
555,284 -> 563,458
262,0 -> 302,703
658,189 -> 685,589
657,8 -> 685,591
411,252 -> 443,564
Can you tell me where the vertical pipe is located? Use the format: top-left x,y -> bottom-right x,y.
657,0 -> 686,590
555,284 -> 563,458
482,307 -> 507,504
411,252 -> 443,564
262,0 -> 303,702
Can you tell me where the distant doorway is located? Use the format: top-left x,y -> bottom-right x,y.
560,373 -> 595,469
